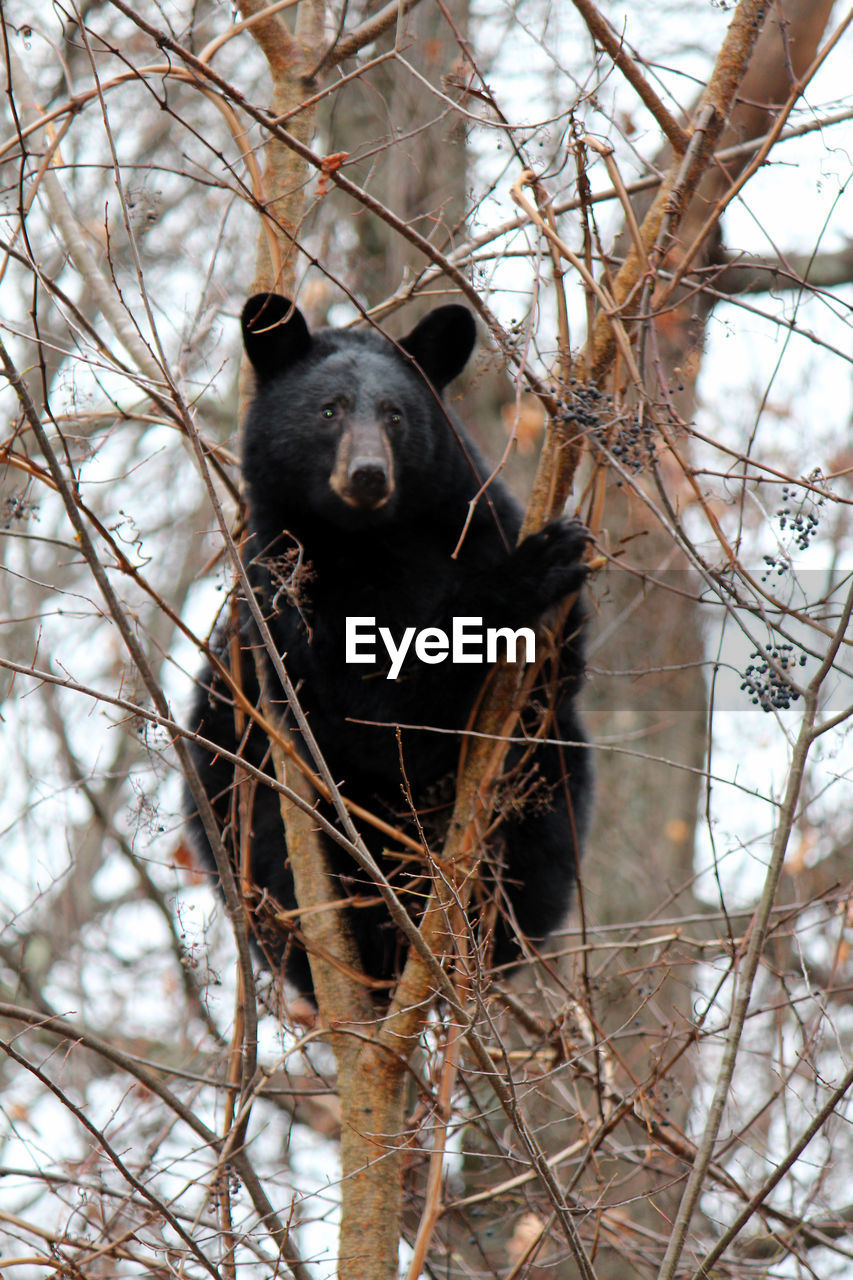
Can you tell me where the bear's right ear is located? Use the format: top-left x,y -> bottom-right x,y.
242,293 -> 312,379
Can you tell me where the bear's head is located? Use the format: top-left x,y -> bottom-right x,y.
241,293 -> 477,530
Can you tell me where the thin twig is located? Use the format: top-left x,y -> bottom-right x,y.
570,0 -> 689,153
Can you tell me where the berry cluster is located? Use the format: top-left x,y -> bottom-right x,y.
740,643 -> 805,712
761,552 -> 787,583
606,414 -> 657,475
777,484 -> 824,552
563,380 -> 657,477
558,378 -> 613,430
504,317 -> 525,351
2,492 -> 39,527
761,480 -> 827,581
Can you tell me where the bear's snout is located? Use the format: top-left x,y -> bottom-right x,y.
330,417 -> 395,510
347,459 -> 391,507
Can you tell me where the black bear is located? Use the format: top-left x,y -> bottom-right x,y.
185,293 -> 591,1000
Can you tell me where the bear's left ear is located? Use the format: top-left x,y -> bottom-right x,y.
242,293 -> 312,379
399,304 -> 476,390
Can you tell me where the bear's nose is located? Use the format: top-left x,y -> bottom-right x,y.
348,460 -> 390,507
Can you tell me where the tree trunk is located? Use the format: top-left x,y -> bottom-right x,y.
327,0 -> 470,311
337,1049 -> 408,1280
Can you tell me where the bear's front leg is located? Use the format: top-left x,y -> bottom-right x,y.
469,517 -> 591,629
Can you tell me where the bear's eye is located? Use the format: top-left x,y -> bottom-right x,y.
321,405 -> 336,420
388,410 -> 402,426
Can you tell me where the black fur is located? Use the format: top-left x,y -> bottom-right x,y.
185,295 -> 592,999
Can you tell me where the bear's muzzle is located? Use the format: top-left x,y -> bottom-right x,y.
330,419 -> 395,509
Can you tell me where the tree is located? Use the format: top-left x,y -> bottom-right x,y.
0,1 -> 851,1278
